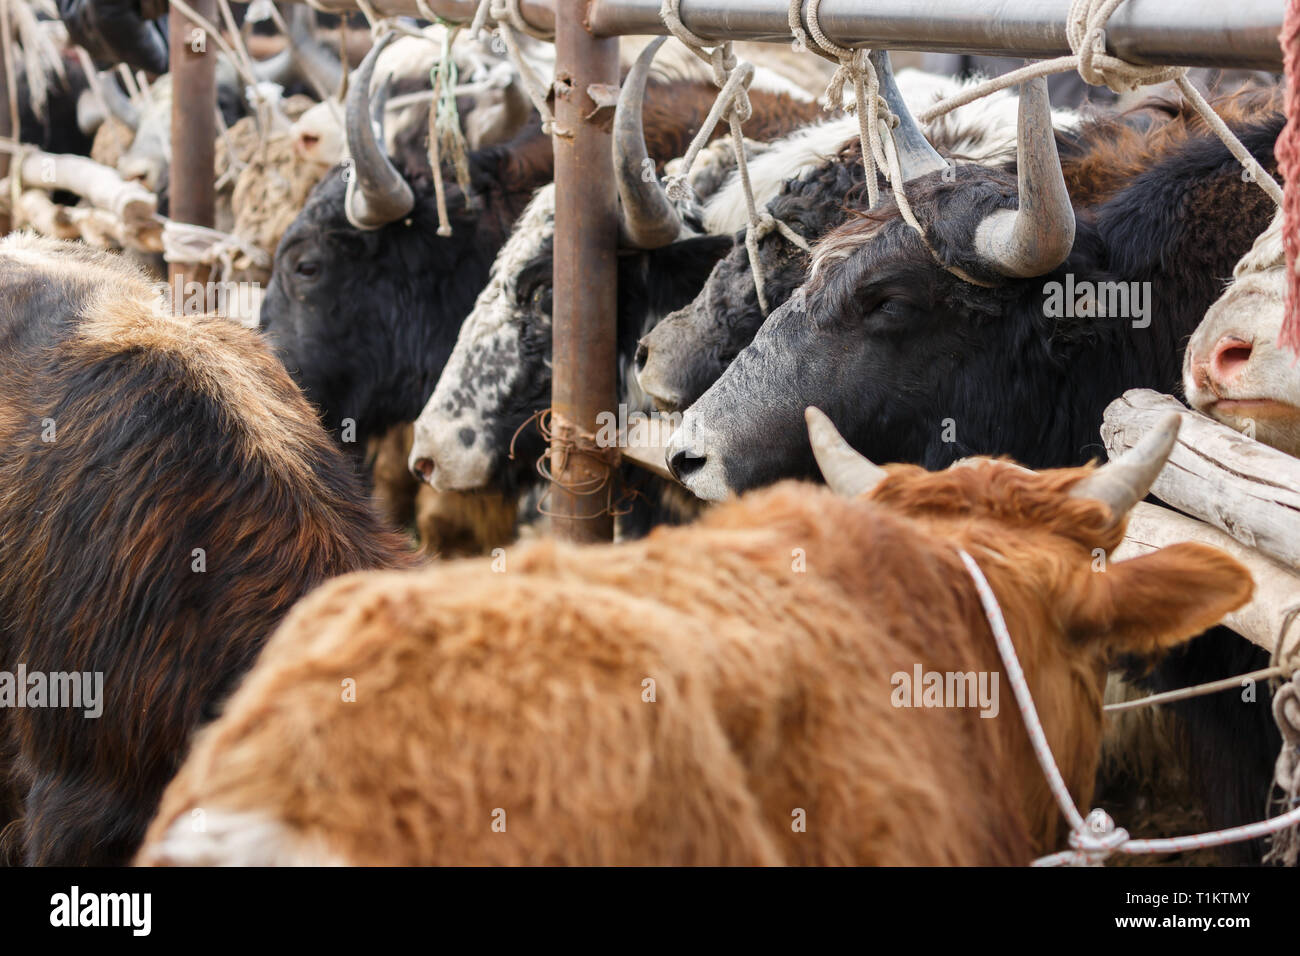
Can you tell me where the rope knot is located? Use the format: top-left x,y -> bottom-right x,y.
1067,808 -> 1130,864
1066,0 -> 1187,93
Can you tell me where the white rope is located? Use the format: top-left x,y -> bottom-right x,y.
661,0 -> 812,313
791,0 -> 932,240
470,0 -> 554,134
426,24 -> 466,237
958,549 -> 1300,866
161,219 -> 271,283
913,0 -> 1282,208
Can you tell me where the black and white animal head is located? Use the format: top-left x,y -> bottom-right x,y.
408,38 -> 732,492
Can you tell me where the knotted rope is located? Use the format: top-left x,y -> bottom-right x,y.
789,0 -> 933,241
426,24 -> 470,237
660,0 -> 812,314
914,0 -> 1282,209
522,409 -> 637,520
959,549 -> 1300,866
161,219 -> 272,284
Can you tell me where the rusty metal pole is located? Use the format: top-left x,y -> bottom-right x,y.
0,3 -> 14,191
550,1 -> 619,542
167,0 -> 217,293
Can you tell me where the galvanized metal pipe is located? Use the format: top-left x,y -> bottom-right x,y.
549,0 -> 619,542
168,0 -> 217,290
301,0 -> 1285,70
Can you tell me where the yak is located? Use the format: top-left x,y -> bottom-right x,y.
634,75 -> 1079,414
136,412 -> 1253,866
667,79 -> 1285,862
258,33 -> 823,466
407,51 -> 1060,529
0,235 -> 414,866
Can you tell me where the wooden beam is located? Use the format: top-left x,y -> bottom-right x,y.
1102,389 -> 1300,571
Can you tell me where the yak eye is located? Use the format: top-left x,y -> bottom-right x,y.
294,260 -> 321,280
532,284 -> 553,315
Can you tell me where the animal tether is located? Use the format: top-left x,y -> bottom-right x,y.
780,0 -> 1281,288
960,549 -> 1300,866
659,0 -> 810,316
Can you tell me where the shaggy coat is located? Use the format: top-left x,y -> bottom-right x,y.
0,236 -> 414,866
138,461 -> 1250,865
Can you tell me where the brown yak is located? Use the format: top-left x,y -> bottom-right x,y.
138,411 -> 1251,865
0,235 -> 415,866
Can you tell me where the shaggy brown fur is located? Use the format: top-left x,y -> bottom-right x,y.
0,235 -> 416,866
1059,86 -> 1283,208
138,460 -> 1250,866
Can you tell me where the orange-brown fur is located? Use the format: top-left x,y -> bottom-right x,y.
139,461 -> 1251,866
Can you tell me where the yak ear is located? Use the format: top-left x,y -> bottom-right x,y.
1064,543 -> 1254,661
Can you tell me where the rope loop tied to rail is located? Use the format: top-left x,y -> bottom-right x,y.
660,0 -> 802,311
911,0 -> 1282,208
467,0 -> 555,134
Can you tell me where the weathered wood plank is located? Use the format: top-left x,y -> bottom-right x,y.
1102,388 -> 1300,571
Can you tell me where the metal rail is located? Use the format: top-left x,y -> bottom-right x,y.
302,0 -> 1287,70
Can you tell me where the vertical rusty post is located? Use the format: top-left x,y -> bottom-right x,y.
167,0 -> 217,292
0,2 -> 14,191
550,0 -> 618,542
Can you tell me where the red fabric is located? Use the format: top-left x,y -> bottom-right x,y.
1279,0 -> 1300,356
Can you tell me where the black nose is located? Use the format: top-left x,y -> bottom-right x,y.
668,445 -> 707,483
634,340 -> 650,374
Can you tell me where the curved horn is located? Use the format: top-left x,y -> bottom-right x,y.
972,76 -> 1075,278
345,31 -> 415,230
1070,413 -> 1181,523
288,4 -> 344,98
869,50 -> 948,184
805,407 -> 888,498
98,72 -> 139,131
613,36 -> 683,249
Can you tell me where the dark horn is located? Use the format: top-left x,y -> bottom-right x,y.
869,50 -> 948,184
613,36 -> 683,249
344,31 -> 415,230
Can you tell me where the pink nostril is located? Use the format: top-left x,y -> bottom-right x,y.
1209,336 -> 1252,384
411,457 -> 435,483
